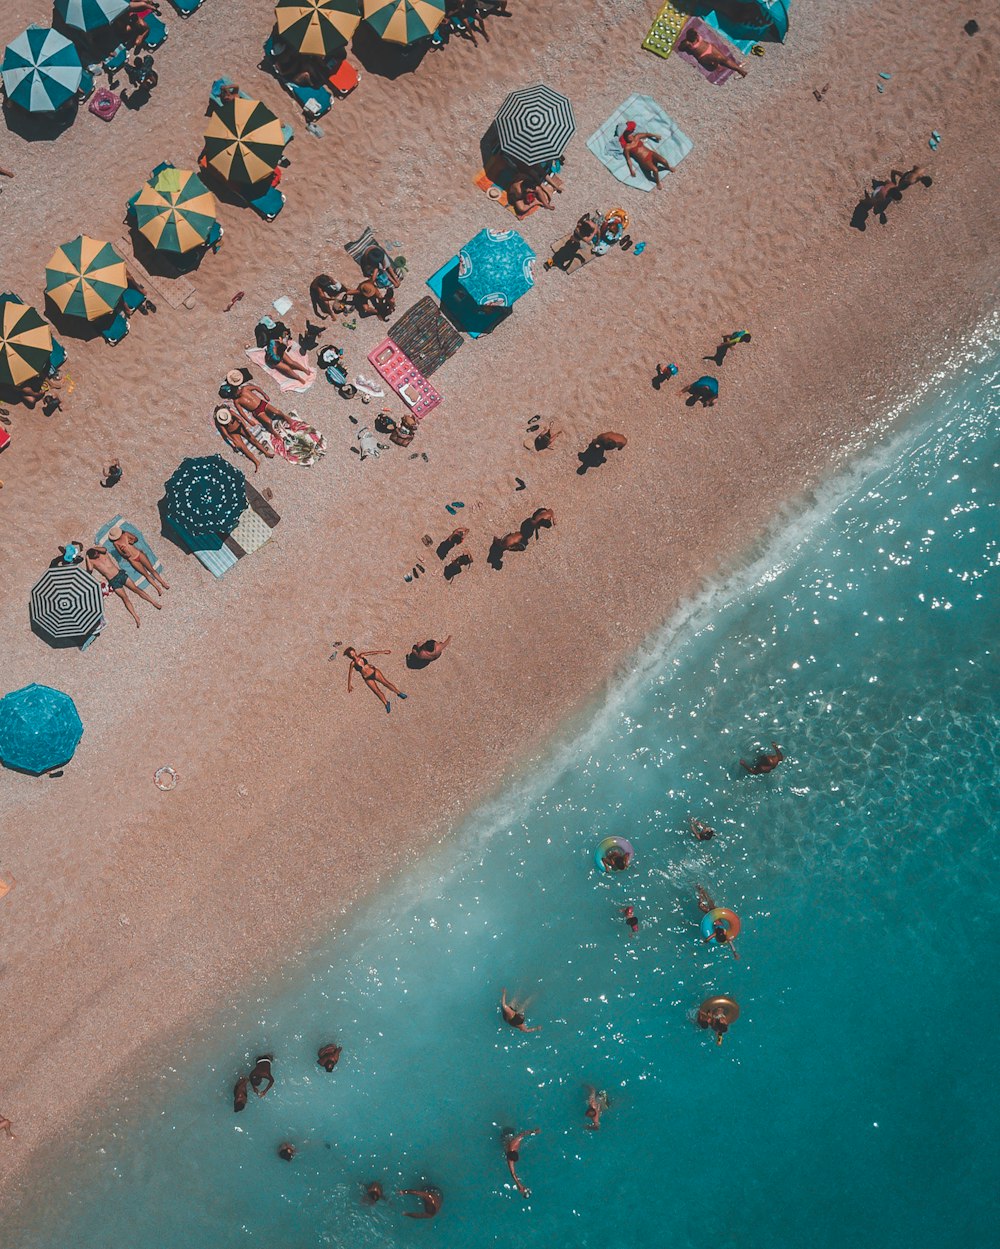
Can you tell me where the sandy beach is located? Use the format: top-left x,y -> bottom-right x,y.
0,0 -> 997,1211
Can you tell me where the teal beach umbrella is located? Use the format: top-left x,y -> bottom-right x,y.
457,228 -> 536,308
54,0 -> 129,33
0,683 -> 84,774
1,27 -> 82,112
165,454 -> 248,535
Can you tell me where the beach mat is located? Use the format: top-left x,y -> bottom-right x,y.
548,231 -> 598,274
642,0 -> 690,59
387,296 -> 463,376
94,516 -> 164,593
245,345 -> 316,392
675,17 -> 738,83
472,154 -> 538,219
587,94 -> 692,192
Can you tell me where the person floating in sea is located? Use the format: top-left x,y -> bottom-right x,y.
584,1087 -> 610,1130
501,989 -> 541,1033
690,817 -> 716,841
249,1055 -> 274,1098
362,1181 -> 384,1206
697,997 -> 740,1046
741,743 -> 784,775
503,1128 -> 539,1198
602,846 -> 630,872
399,1186 -> 442,1218
344,647 -> 408,714
277,1142 -> 296,1161
318,1044 -> 342,1072
697,888 -> 740,959
621,905 -> 639,936
233,1076 -> 249,1112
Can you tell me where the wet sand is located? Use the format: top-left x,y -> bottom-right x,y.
0,0 -> 998,1209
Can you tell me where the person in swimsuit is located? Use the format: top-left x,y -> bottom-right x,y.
578,431 -> 628,474
711,329 -> 752,365
101,459 -> 123,488
85,546 -> 161,628
437,528 -> 468,561
584,1087 -> 610,1129
263,328 -> 312,383
310,275 -> 348,318
690,817 -> 716,841
740,743 -> 783,774
679,27 -> 748,76
343,279 -> 395,322
360,246 -> 402,289
362,1181 -> 384,1205
214,405 -> 273,471
409,636 -> 451,667
107,526 -> 169,595
250,1055 -> 275,1097
619,121 -> 674,185
318,1044 -> 342,1072
503,1128 -> 539,1198
501,989 -> 541,1033
602,846 -> 630,871
622,905 -> 639,936
520,509 -> 555,542
277,1142 -> 296,1161
862,165 -> 932,221
682,376 -> 719,407
697,1000 -> 737,1046
0,1113 -> 15,1140
231,381 -> 289,436
399,1186 -> 442,1218
233,1076 -> 249,1112
508,174 -> 555,217
524,424 -> 563,451
344,647 -> 408,714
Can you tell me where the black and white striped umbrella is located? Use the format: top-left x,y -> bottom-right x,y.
494,82 -> 576,168
30,564 -> 103,641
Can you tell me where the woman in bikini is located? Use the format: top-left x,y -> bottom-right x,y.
214,405 -> 273,471
264,327 -> 312,383
344,647 -> 408,714
619,121 -> 674,186
679,27 -> 748,76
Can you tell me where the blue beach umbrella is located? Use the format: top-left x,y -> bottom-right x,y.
54,0 -> 129,33
0,683 -> 84,774
164,454 -> 247,535
1,27 -> 82,113
456,228 -> 536,308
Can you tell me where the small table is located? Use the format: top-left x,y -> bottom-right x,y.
367,340 -> 441,419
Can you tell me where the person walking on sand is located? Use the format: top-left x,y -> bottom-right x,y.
503,1128 -> 539,1198
107,526 -> 169,595
409,636 -> 451,666
318,1044 -> 342,1072
710,329 -> 752,365
345,647 -> 408,714
501,989 -> 541,1033
233,1076 -> 249,1112
215,405 -> 274,472
249,1055 -> 275,1097
741,743 -> 783,775
619,121 -> 674,185
578,432 -> 627,473
85,546 -> 161,628
399,1186 -> 442,1218
521,508 -> 555,542
690,817 -> 716,841
584,1087 -> 610,1130
679,26 -> 748,77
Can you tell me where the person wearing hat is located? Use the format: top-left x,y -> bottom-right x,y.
619,120 -> 674,186
107,525 -> 169,595
214,404 -> 273,472
228,375 -> 289,437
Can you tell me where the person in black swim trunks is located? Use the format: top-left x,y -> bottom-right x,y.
503,1128 -> 539,1198
501,989 -> 541,1033
85,545 -> 161,629
250,1054 -> 274,1097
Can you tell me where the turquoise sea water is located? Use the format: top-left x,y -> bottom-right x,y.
14,342 -> 999,1249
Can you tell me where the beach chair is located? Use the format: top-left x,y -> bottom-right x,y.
0,427 -> 10,454
47,338 -> 67,375
327,59 -> 359,98
102,310 -> 130,345
286,80 -> 332,120
247,184 -> 285,221
77,69 -> 95,104
168,0 -> 204,16
104,43 -> 128,77
144,12 -> 168,49
122,286 -> 147,313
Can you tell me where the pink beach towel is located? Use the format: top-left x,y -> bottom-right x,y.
244,345 -> 317,393
675,18 -> 739,85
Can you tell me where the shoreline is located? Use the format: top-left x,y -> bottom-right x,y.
1,0 -> 999,1220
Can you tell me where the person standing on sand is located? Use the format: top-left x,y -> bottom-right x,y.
101,459 -> 123,488
682,376 -> 719,407
250,1055 -> 274,1097
85,546 -> 161,628
578,432 -> 628,474
399,1186 -> 442,1218
501,989 -> 541,1033
107,526 -> 169,594
521,509 -> 555,542
503,1128 -> 539,1198
344,647 -> 408,714
741,743 -> 783,774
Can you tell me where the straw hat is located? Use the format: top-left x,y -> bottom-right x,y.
226,370 -> 244,387
107,525 -> 123,541
214,405 -> 233,424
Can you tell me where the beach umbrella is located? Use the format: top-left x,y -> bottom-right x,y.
275,0 -> 362,57
0,683 -> 84,774
132,168 -> 218,256
0,27 -> 82,113
54,0 -> 129,33
165,454 -> 247,535
363,0 -> 445,44
457,228 -> 536,308
0,295 -> 54,388
30,565 -> 104,643
45,236 -> 128,322
495,82 -> 576,168
204,97 -> 287,186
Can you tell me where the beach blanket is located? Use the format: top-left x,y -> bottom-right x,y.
166,483 -> 279,577
642,0 -> 690,59
387,296 -> 463,376
587,95 -> 692,192
244,411 -> 327,466
245,345 -> 316,392
472,155 -> 538,219
675,17 -> 739,83
547,224 -> 603,274
94,517 -> 163,593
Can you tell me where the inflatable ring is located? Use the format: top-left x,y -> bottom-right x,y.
700,908 -> 740,942
697,996 -> 740,1028
604,207 -> 630,230
595,836 -> 634,872
154,766 -> 178,791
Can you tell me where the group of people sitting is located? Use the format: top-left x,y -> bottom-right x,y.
438,0 -> 511,49
310,245 -> 402,324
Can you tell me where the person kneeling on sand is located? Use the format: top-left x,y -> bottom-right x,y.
679,27 -> 748,77
85,545 -> 161,628
107,525 -> 169,594
682,376 -> 719,407
215,405 -> 273,472
521,508 -> 555,542
310,274 -> 348,319
508,173 -> 555,217
343,279 -> 395,322
409,636 -> 451,667
578,431 -> 627,473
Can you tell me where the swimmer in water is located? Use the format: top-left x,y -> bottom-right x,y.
602,846 -> 630,871
501,989 -> 541,1033
690,817 -> 716,841
250,1054 -> 275,1098
278,1142 -> 296,1161
503,1128 -> 539,1198
317,1043 -> 342,1072
697,1000 -> 738,1046
399,1186 -> 442,1218
233,1075 -> 249,1112
740,743 -> 783,774
584,1087 -> 609,1130
362,1181 -> 384,1205
704,920 -> 740,960
621,905 -> 639,936
696,886 -> 715,913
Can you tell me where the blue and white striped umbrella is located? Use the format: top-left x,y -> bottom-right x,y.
54,0 -> 129,33
1,27 -> 82,113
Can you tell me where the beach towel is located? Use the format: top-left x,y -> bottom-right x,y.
642,0 -> 690,59
94,517 -> 164,593
586,94 -> 692,192
387,296 -> 463,376
675,17 -> 739,83
166,483 -> 279,577
472,155 -> 538,219
245,345 -> 316,392
244,411 -> 327,466
548,231 -> 598,274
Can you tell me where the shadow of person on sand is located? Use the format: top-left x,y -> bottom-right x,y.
850,198 -> 873,231
577,444 -> 607,475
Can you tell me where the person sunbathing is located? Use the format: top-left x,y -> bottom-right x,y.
680,27 -> 748,76
85,546 -> 161,628
218,82 -> 240,106
18,376 -> 61,412
310,274 -> 347,319
508,174 -> 554,216
345,647 -> 408,714
264,327 -> 312,382
619,121 -> 674,185
107,525 -> 169,594
214,405 -> 273,471
343,279 -> 395,321
231,380 -> 289,436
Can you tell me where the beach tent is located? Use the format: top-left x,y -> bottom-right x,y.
204,97 -> 287,186
275,0 -> 362,57
165,455 -> 248,535
0,683 -> 84,774
30,564 -> 104,644
0,27 -> 82,113
45,236 -> 128,321
494,83 -> 575,169
457,228 -> 535,308
0,295 -> 54,387
363,0 -> 445,45
54,0 -> 129,33
696,1 -> 789,42
133,168 -> 219,255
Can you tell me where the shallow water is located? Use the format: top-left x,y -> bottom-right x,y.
14,341 -> 1000,1249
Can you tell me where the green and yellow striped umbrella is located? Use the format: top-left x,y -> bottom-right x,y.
133,167 -> 219,255
363,0 -> 444,45
275,0 -> 362,57
204,96 -> 286,186
45,236 -> 128,321
0,296 -> 53,388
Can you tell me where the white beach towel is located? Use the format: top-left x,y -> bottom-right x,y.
587,93 -> 693,192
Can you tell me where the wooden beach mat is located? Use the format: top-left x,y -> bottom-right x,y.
642,0 -> 691,59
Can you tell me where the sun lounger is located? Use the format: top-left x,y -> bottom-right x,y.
165,483 -> 279,578
102,310 -> 130,345
144,12 -> 168,49
77,69 -> 95,103
586,94 -> 692,192
48,338 -> 67,373
327,59 -> 359,97
122,286 -> 146,312
104,43 -> 128,75
94,516 -> 164,592
286,80 -> 331,119
168,0 -> 204,16
675,17 -> 739,83
247,183 -> 285,221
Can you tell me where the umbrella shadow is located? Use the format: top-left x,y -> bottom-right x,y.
43,297 -> 109,343
29,618 -> 91,650
126,226 -> 208,279
1,98 -> 78,142
349,25 -> 432,80
479,121 -> 501,166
